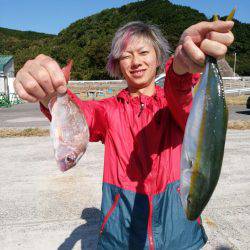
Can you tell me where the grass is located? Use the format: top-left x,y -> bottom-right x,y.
228,120 -> 250,130
0,119 -> 249,138
0,128 -> 49,138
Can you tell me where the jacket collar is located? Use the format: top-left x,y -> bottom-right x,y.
117,85 -> 164,104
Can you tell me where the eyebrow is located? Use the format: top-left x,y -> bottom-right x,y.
124,46 -> 148,54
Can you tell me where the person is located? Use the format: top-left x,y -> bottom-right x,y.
14,19 -> 234,249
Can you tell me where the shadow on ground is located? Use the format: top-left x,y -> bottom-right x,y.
216,246 -> 233,250
58,207 -> 101,250
236,110 -> 250,115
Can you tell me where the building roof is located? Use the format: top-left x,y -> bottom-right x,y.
0,55 -> 13,72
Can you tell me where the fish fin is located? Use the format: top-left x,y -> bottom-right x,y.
62,60 -> 73,83
226,7 -> 236,21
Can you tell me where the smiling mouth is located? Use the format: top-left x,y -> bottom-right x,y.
130,69 -> 146,77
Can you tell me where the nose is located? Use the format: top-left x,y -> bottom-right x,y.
131,55 -> 142,68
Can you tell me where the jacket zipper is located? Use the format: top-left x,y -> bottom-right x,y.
138,103 -> 145,117
148,195 -> 155,250
100,193 -> 120,235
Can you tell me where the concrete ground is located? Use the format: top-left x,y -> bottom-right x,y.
0,131 -> 249,250
0,103 -> 49,129
0,102 -> 250,249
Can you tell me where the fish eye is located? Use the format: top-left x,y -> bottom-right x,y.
66,154 -> 76,164
187,196 -> 192,204
189,159 -> 193,168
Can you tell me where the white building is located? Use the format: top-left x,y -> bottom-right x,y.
0,55 -> 15,95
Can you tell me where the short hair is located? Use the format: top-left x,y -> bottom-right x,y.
106,21 -> 170,78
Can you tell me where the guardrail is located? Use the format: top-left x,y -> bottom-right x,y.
222,76 -> 250,81
223,77 -> 250,90
225,88 -> 250,95
69,80 -> 125,86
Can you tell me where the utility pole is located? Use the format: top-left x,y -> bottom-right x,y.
233,52 -> 237,77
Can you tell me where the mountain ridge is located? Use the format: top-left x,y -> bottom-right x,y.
1,0 -> 249,78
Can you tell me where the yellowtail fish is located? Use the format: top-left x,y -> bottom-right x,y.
180,9 -> 235,220
49,61 -> 89,171
180,56 -> 228,220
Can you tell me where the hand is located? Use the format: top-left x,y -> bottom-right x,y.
14,54 -> 67,103
173,20 -> 234,75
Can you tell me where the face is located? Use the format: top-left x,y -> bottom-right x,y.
119,37 -> 158,89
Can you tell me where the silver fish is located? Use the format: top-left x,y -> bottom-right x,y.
180,8 -> 236,220
180,56 -> 228,220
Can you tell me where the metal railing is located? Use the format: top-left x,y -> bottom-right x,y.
223,76 -> 250,95
225,88 -> 250,95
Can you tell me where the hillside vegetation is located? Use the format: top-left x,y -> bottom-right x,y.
1,0 -> 249,79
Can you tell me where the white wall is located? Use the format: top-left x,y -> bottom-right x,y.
0,77 -> 4,92
8,77 -> 15,93
0,77 -> 15,96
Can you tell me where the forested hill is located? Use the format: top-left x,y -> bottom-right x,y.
1,0 -> 249,78
0,27 -> 54,40
0,27 -> 55,55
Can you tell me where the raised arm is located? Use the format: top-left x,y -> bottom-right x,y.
164,56 -> 199,132
165,20 -> 234,131
14,55 -> 108,143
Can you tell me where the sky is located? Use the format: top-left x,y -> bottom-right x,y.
0,0 -> 249,35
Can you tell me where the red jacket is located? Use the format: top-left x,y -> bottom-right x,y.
41,57 -> 207,250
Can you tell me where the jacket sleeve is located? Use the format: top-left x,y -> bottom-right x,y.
40,89 -> 108,143
164,56 -> 200,132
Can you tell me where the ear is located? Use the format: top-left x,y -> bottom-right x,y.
156,58 -> 161,68
156,59 -> 161,71
118,63 -> 125,79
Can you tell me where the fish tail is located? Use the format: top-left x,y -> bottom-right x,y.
62,60 -> 73,83
226,7 -> 236,21
213,14 -> 219,21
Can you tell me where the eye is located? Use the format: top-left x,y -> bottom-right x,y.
140,51 -> 149,55
120,55 -> 131,60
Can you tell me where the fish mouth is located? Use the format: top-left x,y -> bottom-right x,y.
58,152 -> 77,171
65,152 -> 77,166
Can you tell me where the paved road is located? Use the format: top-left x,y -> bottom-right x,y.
0,102 -> 249,129
0,103 -> 49,129
228,105 -> 250,121
0,131 -> 250,250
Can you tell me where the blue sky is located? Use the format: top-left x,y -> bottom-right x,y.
0,0 -> 249,35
